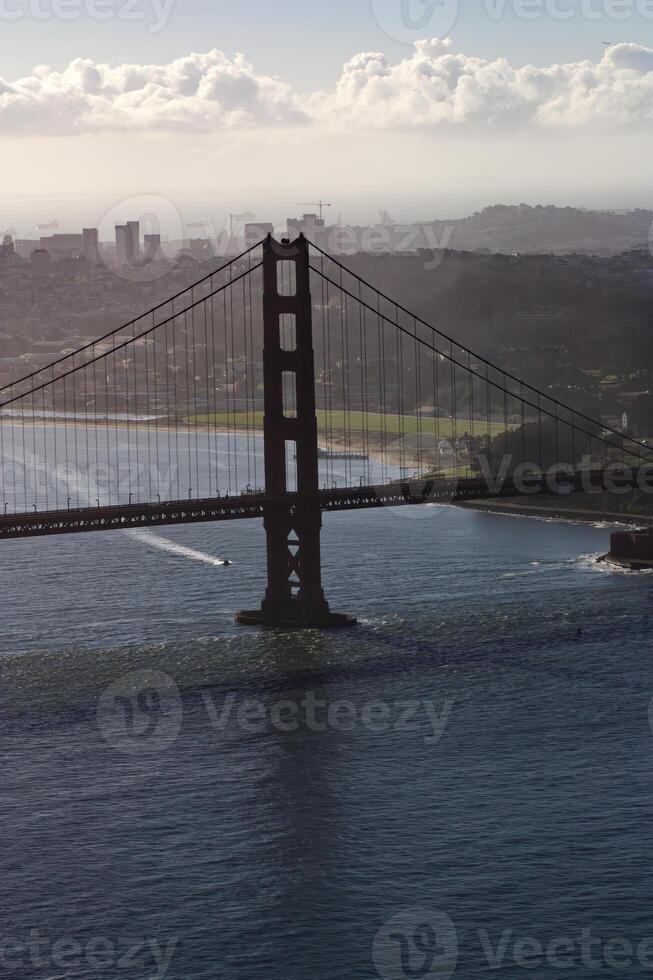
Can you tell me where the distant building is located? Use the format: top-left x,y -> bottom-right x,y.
126,221 -> 140,263
143,233 -> 164,263
82,227 -> 99,264
30,249 -> 51,276
0,234 -> 22,268
13,239 -> 40,259
601,413 -> 629,432
115,225 -> 128,266
115,222 -> 141,266
39,233 -> 83,259
245,223 -> 274,250
287,214 -> 326,246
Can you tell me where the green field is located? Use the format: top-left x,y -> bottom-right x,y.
187,410 -> 513,439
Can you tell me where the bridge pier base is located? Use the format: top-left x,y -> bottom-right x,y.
236,233 -> 355,630
236,499 -> 356,629
235,606 -> 355,629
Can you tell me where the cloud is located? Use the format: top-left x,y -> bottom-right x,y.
2,40 -> 653,136
0,50 -> 308,136
312,38 -> 653,129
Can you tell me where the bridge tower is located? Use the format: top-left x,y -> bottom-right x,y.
236,235 -> 355,628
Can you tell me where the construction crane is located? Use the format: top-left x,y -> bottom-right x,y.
297,200 -> 333,221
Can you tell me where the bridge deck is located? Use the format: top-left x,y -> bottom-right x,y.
0,471 -> 626,540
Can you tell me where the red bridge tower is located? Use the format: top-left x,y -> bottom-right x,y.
236,235 -> 355,628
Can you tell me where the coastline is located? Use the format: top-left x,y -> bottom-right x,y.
455,496 -> 653,527
0,415 -> 241,436
0,416 -> 399,467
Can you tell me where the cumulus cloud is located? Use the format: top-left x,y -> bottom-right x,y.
313,39 -> 653,129
2,40 -> 653,136
0,50 -> 308,136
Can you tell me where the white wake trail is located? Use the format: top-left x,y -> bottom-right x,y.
124,529 -> 230,566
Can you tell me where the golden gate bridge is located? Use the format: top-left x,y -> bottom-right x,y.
0,235 -> 650,627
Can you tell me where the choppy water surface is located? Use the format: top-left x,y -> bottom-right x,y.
2,503 -> 653,979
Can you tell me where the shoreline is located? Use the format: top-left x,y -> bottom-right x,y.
0,415 -> 246,435
455,497 -> 653,528
0,416 -> 401,469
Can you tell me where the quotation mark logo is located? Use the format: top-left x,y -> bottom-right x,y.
97,669 -> 183,755
373,909 -> 458,980
371,0 -> 460,43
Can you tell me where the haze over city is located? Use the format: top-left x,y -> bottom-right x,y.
2,0 -> 653,230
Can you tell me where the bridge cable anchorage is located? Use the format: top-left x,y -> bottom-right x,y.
0,234 -> 650,627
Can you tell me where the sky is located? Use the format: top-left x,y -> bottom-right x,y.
1,0 -> 653,234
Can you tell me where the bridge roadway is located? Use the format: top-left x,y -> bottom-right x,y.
0,469 -> 642,541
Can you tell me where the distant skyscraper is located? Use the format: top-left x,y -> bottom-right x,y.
115,222 -> 141,266
126,221 -> 140,264
0,234 -> 22,268
83,227 -> 99,265
115,225 -> 128,266
143,233 -> 163,262
30,249 -> 51,276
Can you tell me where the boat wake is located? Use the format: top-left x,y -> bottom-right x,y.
123,529 -> 230,567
